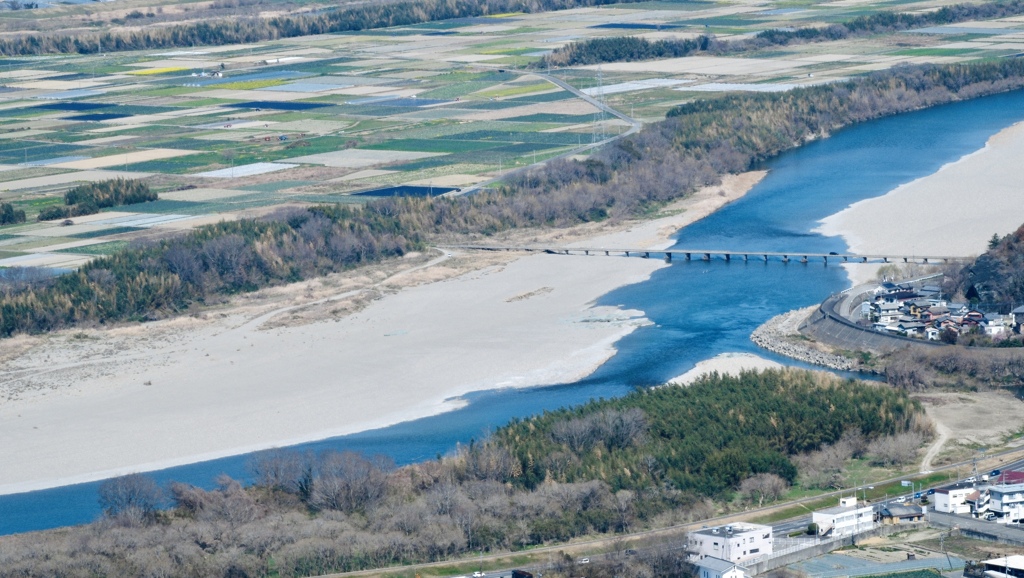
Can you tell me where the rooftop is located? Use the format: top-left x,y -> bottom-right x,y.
693,523 -> 770,537
990,482 -> 1024,493
984,556 -> 1024,572
880,505 -> 924,517
699,557 -> 744,573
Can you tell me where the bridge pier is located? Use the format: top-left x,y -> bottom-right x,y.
743,254 -> 749,262
642,252 -> 650,259
685,253 -> 691,261
800,256 -> 808,264
625,251 -> 630,257
665,252 -> 672,263
584,250 -> 589,256
605,251 -> 609,256
823,256 -> 827,265
725,254 -> 731,262
922,258 -> 928,263
843,256 -> 848,262
702,253 -> 711,261
763,255 -> 768,262
782,255 -> 789,263
903,257 -> 908,263
883,257 -> 888,263
861,257 -> 867,263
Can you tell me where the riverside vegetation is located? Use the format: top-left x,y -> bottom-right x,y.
0,0 -> 641,56
0,369 -> 930,577
540,0 -> 1024,67
6,59 -> 1024,337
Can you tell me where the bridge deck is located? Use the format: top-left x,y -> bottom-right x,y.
443,245 -> 966,263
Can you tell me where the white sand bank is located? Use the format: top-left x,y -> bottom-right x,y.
668,352 -> 782,385
817,121 -> 1024,285
0,172 -> 764,494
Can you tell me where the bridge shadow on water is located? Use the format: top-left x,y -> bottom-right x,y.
5,89 -> 1024,536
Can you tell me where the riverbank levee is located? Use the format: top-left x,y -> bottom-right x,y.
817,120 -> 1024,286
0,173 -> 764,495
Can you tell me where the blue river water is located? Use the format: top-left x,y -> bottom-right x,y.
3,89 -> 1024,535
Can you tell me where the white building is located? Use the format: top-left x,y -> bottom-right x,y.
688,523 -> 773,563
933,484 -> 975,515
988,483 -> 1024,523
981,555 -> 1024,578
812,496 -> 875,537
697,557 -> 748,578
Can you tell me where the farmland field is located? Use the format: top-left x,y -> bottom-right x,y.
2,0 -> 1024,265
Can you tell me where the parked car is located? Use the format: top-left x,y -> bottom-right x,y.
927,488 -> 936,495
991,470 -> 1002,477
895,496 -> 907,503
472,572 -> 485,577
965,476 -> 977,483
984,513 -> 997,521
578,558 -> 590,565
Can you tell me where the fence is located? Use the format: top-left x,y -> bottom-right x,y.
745,524 -> 917,576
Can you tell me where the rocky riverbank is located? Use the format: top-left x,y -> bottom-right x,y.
751,306 -> 859,371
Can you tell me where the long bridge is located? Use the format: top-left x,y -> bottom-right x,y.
442,245 -> 966,265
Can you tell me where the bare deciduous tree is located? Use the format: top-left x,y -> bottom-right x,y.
738,473 -> 789,507
98,473 -> 162,524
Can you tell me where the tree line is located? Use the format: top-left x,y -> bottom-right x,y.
0,207 -> 417,336
540,0 -> 1024,67
0,0 -> 640,56
37,178 -> 157,221
6,59 -> 1024,337
0,369 -> 925,577
0,202 -> 26,225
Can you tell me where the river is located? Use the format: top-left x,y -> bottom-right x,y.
3,89 -> 1024,535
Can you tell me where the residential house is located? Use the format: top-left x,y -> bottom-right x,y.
875,303 -> 902,324
909,301 -> 933,319
988,483 -> 1024,523
812,497 -> 875,537
877,504 -> 926,525
923,305 -> 949,321
933,483 -> 976,515
948,303 -> 970,316
1011,306 -> 1024,330
897,321 -> 926,338
985,315 -> 1010,338
688,523 -> 773,564
966,489 -> 990,516
697,557 -> 748,578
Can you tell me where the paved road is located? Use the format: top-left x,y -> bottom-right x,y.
928,511 -> 1024,545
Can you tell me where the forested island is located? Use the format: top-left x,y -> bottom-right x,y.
0,370 -> 927,577
5,59 -> 1024,337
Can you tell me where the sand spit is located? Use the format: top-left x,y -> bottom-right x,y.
668,352 -> 783,385
817,121 -> 1024,285
0,172 -> 764,494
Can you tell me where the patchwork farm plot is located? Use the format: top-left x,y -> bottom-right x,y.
3,0 -> 1024,269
